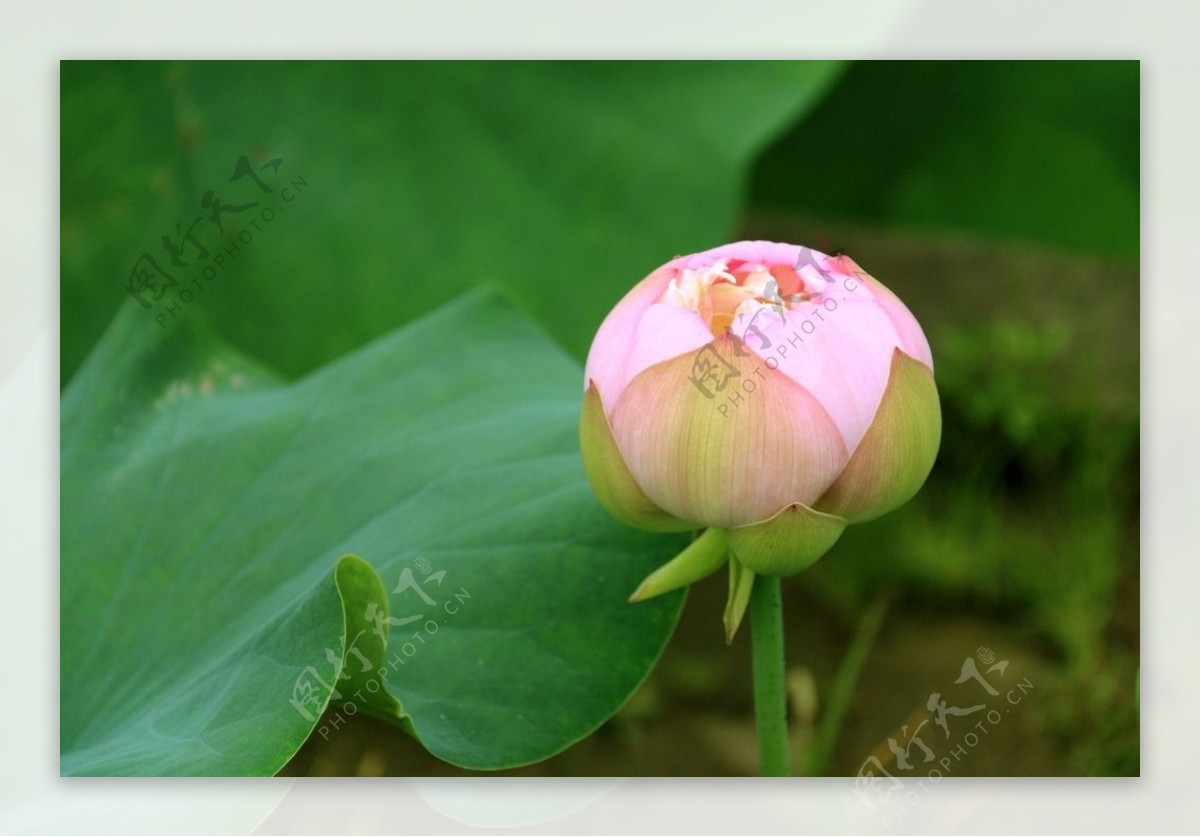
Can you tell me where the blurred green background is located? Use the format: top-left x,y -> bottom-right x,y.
61,60 -> 1139,776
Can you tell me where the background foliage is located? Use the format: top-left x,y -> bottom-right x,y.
60,60 -> 1138,776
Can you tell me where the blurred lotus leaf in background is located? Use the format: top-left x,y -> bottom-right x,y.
60,60 -> 844,382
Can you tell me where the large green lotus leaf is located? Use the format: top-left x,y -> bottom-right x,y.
60,60 -> 843,383
60,291 -> 686,775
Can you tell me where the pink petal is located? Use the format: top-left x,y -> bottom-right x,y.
822,254 -> 933,370
670,240 -> 803,273
584,267 -> 712,416
856,274 -> 934,371
609,339 -> 849,528
735,286 -> 904,453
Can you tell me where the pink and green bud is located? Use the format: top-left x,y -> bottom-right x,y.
580,241 -> 940,631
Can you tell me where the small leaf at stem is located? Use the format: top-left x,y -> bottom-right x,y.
724,553 -> 757,644
630,528 -> 729,602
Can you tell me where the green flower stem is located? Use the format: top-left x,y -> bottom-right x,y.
750,573 -> 790,776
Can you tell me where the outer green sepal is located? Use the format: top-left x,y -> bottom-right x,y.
727,501 -> 847,577
580,380 -> 694,533
814,349 -> 941,523
630,527 -> 728,602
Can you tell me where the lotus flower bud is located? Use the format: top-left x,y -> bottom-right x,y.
580,241 -> 940,631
